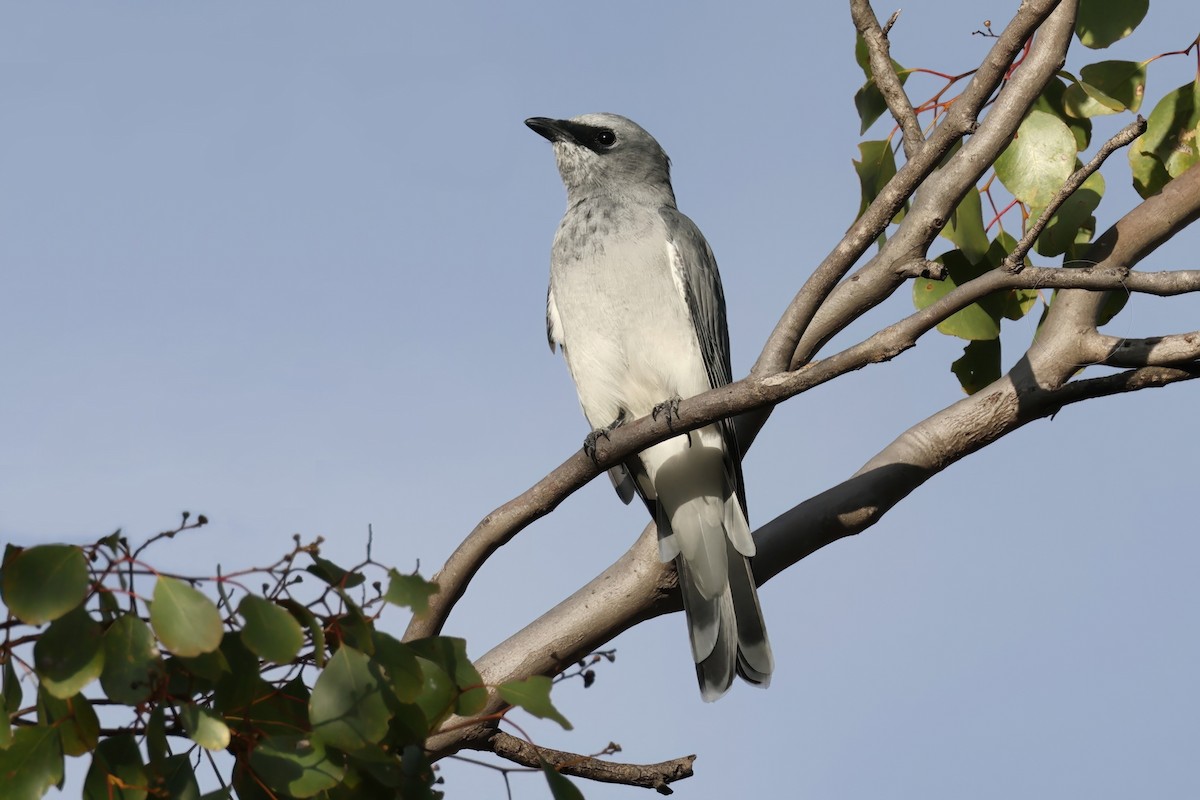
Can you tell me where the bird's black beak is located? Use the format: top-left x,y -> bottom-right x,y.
525,117 -> 574,144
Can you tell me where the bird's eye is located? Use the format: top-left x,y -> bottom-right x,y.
595,130 -> 617,148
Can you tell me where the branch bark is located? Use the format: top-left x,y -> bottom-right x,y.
480,732 -> 696,795
851,0 -> 924,159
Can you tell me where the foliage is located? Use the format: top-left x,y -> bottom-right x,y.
0,516 -> 576,799
849,0 -> 1200,393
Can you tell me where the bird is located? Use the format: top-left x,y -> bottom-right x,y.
525,112 -> 773,700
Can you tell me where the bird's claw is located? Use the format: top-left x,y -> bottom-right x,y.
652,396 -> 683,432
583,412 -> 626,463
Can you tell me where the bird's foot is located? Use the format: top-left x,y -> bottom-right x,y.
652,396 -> 683,432
583,412 -> 627,463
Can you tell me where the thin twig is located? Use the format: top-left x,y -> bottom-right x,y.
485,731 -> 695,795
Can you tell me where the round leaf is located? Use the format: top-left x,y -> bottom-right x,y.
179,703 -> 231,751
1,545 -> 89,625
0,725 -> 65,800
238,595 -> 304,664
250,735 -> 345,798
1035,169 -> 1105,257
1130,80 -> 1200,198
912,271 -> 1000,340
994,110 -> 1077,207
84,734 -> 147,800
383,570 -> 438,616
36,689 -> 99,757
150,576 -> 223,657
33,606 -> 105,699
309,646 -> 391,751
498,676 -> 572,730
951,339 -> 1002,395
1075,0 -> 1148,49
100,614 -> 165,705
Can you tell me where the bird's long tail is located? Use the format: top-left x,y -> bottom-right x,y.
649,428 -> 773,701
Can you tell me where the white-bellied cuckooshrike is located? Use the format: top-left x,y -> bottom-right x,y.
526,113 -> 773,700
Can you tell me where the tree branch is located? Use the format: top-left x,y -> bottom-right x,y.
1088,330 -> 1200,367
481,731 -> 696,795
751,0 -> 1064,378
1028,162 -> 1200,386
851,0 -> 924,159
787,0 -> 1077,370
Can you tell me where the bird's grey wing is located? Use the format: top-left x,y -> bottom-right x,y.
659,206 -> 747,516
548,283 -> 638,504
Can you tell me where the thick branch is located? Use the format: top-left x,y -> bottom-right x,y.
1088,330 -> 1200,367
752,0 -> 1064,378
851,0 -> 924,159
482,731 -> 695,794
1028,162 -> 1200,386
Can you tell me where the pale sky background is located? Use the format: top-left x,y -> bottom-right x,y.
3,2 -> 1199,798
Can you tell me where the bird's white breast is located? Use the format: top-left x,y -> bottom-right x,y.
550,207 -> 710,431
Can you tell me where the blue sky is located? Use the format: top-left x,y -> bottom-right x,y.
3,2 -> 1199,798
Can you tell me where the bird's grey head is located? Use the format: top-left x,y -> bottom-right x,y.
525,113 -> 676,205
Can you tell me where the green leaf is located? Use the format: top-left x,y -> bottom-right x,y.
0,725 -> 64,800
146,705 -> 169,764
995,110 -> 1077,207
383,570 -> 438,615
951,339 -> 1002,395
33,605 -> 105,698
912,252 -> 1001,341
1035,169 -> 1105,257
180,703 -> 231,751
1130,79 -> 1200,198
372,632 -> 424,703
1003,288 -> 1040,321
1034,76 -> 1092,150
226,674 -> 310,740
941,187 -> 989,264
84,734 -> 147,800
176,646 -> 232,683
238,595 -> 304,664
151,754 -> 202,800
1075,0 -> 1148,48
407,637 -> 486,716
0,697 -> 11,749
250,735 -> 346,798
2,658 -> 22,718
150,577 -> 223,657
306,554 -> 366,588
498,675 -> 573,730
37,689 -> 99,757
310,646 -> 392,752
411,657 -> 456,729
852,33 -> 908,133
541,761 -> 586,800
280,598 -> 326,668
100,614 -> 165,705
1,544 -> 90,625
1064,61 -> 1147,118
